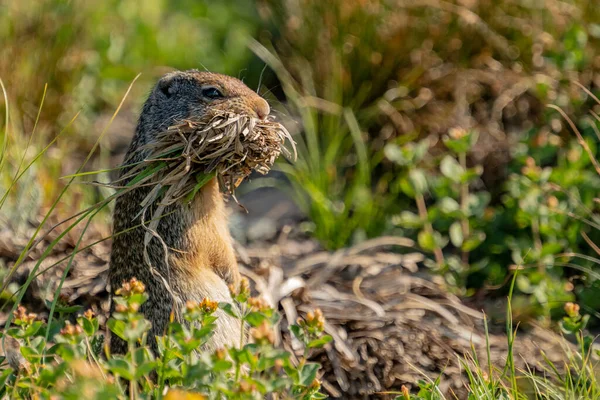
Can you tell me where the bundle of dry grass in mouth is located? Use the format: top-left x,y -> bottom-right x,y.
113,111 -> 296,214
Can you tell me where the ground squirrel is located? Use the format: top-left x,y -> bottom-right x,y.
108,70 -> 271,354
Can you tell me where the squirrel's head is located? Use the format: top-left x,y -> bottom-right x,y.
135,69 -> 271,143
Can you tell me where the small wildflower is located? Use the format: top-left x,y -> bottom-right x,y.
13,305 -> 37,325
248,297 -> 270,312
521,157 -> 541,176
114,302 -> 139,314
547,195 -> 559,209
250,321 -> 275,345
239,278 -> 250,297
83,309 -> 95,320
60,321 -> 83,337
115,283 -> 130,296
13,305 -> 26,320
525,157 -> 536,168
213,348 -> 227,361
115,277 -> 145,297
229,277 -> 251,301
274,358 -> 284,373
238,380 -> 257,393
401,385 -> 410,399
58,293 -> 70,306
309,379 -> 321,391
199,298 -> 218,314
131,278 -> 146,293
304,308 -> 326,332
564,302 -> 580,318
448,127 -> 467,139
115,304 -> 128,314
228,284 -> 236,296
186,300 -> 198,312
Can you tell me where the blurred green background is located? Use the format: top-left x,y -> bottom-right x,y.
1,0 -> 600,325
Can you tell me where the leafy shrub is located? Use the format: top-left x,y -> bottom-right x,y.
0,278 -> 330,399
253,0 -> 600,321
381,119 -> 600,320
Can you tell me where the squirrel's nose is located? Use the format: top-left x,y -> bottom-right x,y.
254,98 -> 270,120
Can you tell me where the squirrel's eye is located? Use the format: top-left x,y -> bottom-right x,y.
201,87 -> 224,99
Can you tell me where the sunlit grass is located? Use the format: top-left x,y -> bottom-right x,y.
250,39 -> 388,249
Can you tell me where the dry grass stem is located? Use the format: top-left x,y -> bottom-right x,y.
101,111 -> 295,216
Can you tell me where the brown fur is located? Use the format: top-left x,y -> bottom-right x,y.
109,70 -> 268,354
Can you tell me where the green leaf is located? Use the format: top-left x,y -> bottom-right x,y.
219,302 -> 240,319
467,192 -> 490,218
0,368 -> 13,388
135,359 -> 157,380
245,311 -> 267,327
462,231 -> 486,251
289,325 -> 305,342
299,362 -> 320,386
418,230 -> 435,251
384,143 -> 409,165
8,321 -> 44,339
107,319 -> 127,341
44,300 -> 84,314
231,346 -> 258,369
460,166 -> 483,183
128,293 -> 149,306
394,211 -> 423,228
449,222 -> 464,247
55,344 -> 76,362
443,130 -> 478,153
108,357 -> 134,381
408,169 -> 428,194
212,359 -> 233,372
541,242 -> 563,256
438,197 -> 460,214
440,156 -> 464,183
20,346 -> 39,362
80,317 -> 97,336
398,177 -> 416,198
23,321 -> 44,338
307,335 -> 333,349
38,362 -> 69,386
123,319 -> 151,341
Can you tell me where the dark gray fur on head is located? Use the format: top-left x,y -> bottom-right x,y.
127,70 -> 209,152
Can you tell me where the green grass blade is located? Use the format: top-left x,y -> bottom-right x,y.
44,204 -> 106,342
1,73 -> 140,304
0,78 -> 9,177
0,110 -> 77,210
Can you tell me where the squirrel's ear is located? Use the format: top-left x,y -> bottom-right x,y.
157,74 -> 178,98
